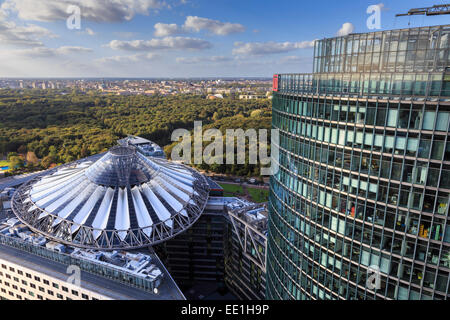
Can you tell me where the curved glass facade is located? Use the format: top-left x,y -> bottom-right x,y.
266,25 -> 450,300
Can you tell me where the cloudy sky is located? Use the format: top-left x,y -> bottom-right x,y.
0,0 -> 448,78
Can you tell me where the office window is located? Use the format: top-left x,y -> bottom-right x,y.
423,111 -> 435,130
436,112 -> 449,131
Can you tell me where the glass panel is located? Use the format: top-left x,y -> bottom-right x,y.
418,140 -> 431,158
387,109 -> 398,127
431,141 -> 445,160
436,112 -> 449,131
423,111 -> 435,130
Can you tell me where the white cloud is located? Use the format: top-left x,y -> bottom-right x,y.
232,40 -> 316,56
337,22 -> 354,36
12,46 -> 92,58
153,16 -> 246,37
56,46 -> 93,54
0,9 -> 6,20
1,0 -> 164,23
279,56 -> 308,64
97,53 -> 160,64
113,31 -> 139,38
176,56 -> 232,64
154,23 -> 182,37
183,16 -> 245,35
0,19 -> 56,47
108,37 -> 213,51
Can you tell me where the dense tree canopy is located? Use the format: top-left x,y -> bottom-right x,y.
0,89 -> 271,176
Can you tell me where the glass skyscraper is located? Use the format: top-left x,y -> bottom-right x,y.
267,24 -> 450,300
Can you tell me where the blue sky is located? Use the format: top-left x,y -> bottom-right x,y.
0,0 -> 449,78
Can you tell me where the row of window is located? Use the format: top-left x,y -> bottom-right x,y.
267,187 -> 450,300
276,72 -> 449,98
273,96 -> 450,132
316,27 -> 449,58
276,151 -> 450,222
271,173 -> 450,261
274,117 -> 450,162
276,116 -> 450,160
276,139 -> 450,215
279,136 -> 449,189
0,263 -> 96,300
314,25 -> 449,73
267,219 -> 448,300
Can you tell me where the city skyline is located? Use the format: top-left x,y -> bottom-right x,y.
0,0 -> 449,304
1,0 -> 449,78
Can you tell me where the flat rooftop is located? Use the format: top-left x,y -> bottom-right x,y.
0,211 -> 185,300
121,136 -> 152,146
0,243 -> 184,300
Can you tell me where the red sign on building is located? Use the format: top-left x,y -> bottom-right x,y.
273,74 -> 279,92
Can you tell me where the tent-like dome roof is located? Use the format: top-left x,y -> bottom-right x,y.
12,146 -> 210,249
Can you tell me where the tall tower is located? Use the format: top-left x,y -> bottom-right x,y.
267,24 -> 450,300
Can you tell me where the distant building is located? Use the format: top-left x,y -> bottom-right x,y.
118,136 -> 165,158
207,94 -> 224,100
239,94 -> 266,100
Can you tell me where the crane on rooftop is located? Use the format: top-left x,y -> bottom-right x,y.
395,4 -> 450,17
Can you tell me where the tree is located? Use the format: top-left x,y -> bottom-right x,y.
18,145 -> 27,155
41,155 -> 58,169
7,152 -> 18,160
26,151 -> 39,165
9,156 -> 24,169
